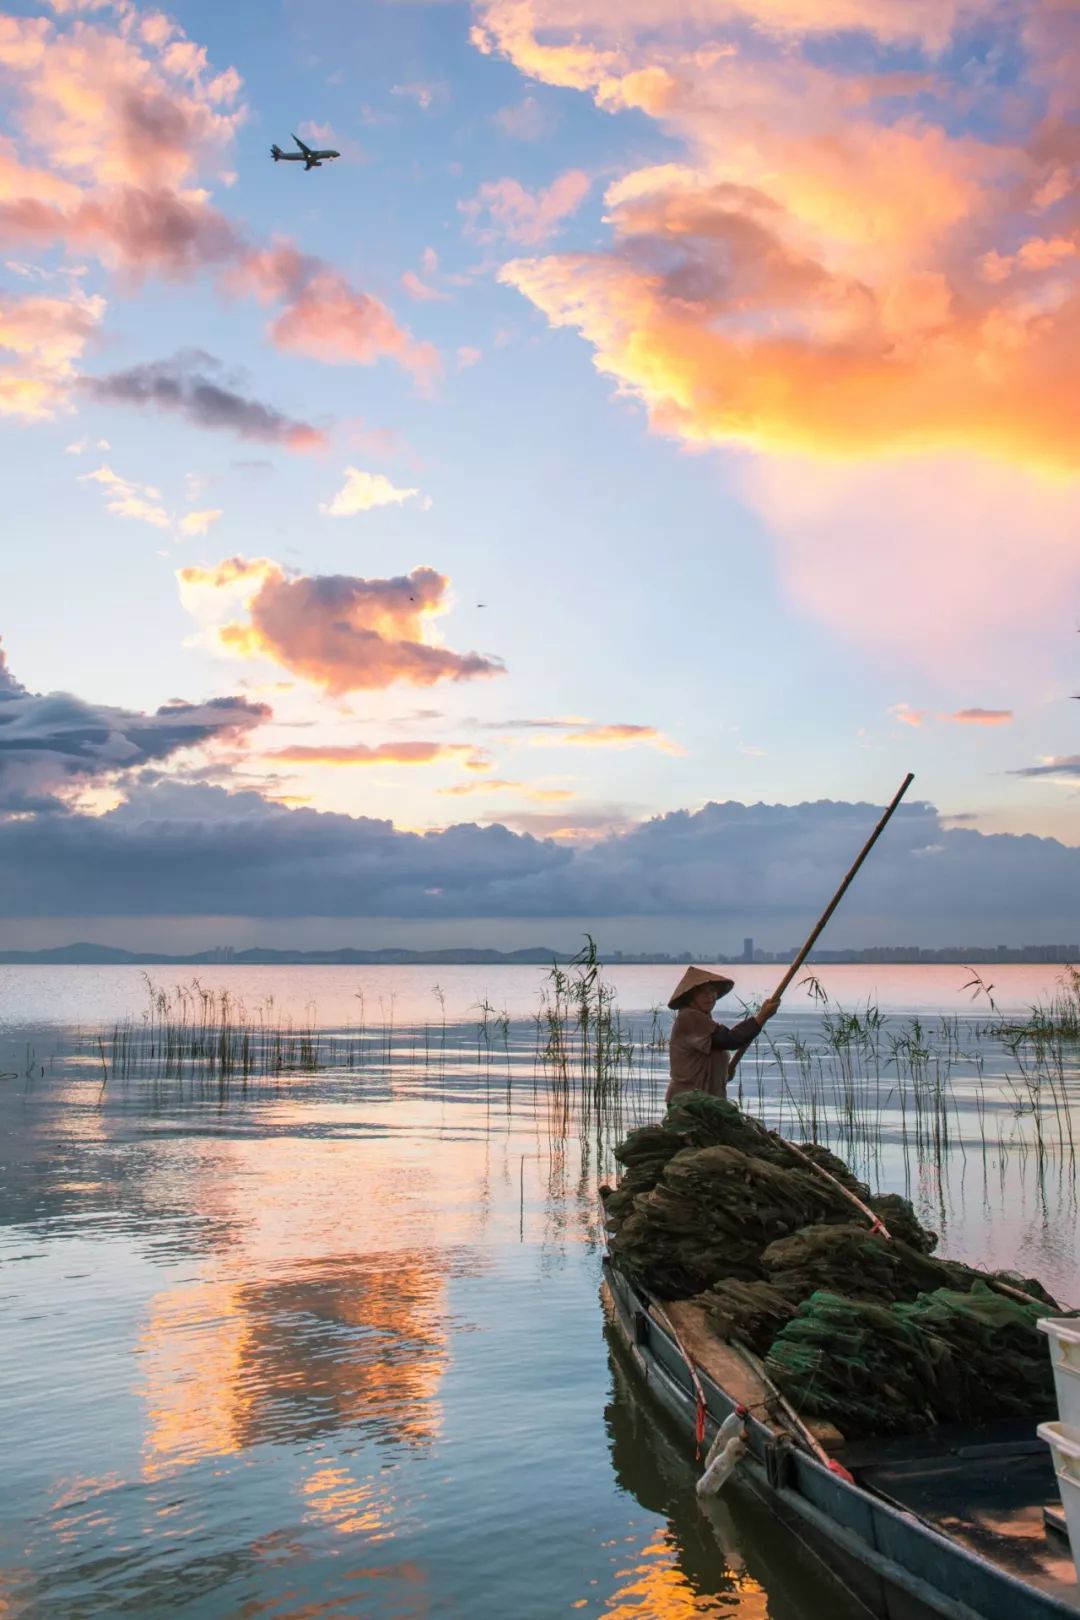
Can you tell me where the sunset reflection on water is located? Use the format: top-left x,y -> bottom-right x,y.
1,969 -> 1075,1618
139,1250 -> 452,1479
591,1525 -> 766,1618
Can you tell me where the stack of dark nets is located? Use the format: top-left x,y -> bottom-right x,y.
602,1126 -> 684,1227
603,1094 -> 1065,1437
763,1224 -> 967,1304
614,1144 -> 842,1297
605,1094 -> 931,1301
765,1283 -> 1057,1436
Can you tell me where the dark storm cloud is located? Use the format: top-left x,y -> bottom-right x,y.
82,351 -> 327,451
0,787 -> 1078,937
0,782 -> 570,916
0,646 -> 270,810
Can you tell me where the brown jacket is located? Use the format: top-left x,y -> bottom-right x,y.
666,1007 -> 762,1104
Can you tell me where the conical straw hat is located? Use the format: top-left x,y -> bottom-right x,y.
668,966 -> 736,1010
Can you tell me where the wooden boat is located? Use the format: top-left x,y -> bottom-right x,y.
603,1256 -> 1080,1620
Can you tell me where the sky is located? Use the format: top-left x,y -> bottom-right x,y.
0,0 -> 1078,952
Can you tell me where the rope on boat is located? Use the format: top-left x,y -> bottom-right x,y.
642,1290 -> 755,1497
646,1295 -> 716,1460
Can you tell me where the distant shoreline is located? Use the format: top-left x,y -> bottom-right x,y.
0,945 -> 1075,967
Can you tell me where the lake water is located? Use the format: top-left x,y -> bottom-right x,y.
1,964 -> 1077,1619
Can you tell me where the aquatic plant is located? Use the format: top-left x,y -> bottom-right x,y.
71,957 -> 1078,1224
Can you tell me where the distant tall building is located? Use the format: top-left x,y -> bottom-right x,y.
743,937 -> 754,964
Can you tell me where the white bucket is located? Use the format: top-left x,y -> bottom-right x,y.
1039,1318 -> 1080,1438
1038,1421 -> 1080,1575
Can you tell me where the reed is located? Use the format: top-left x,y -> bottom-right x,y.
72,958 -> 1078,1208
97,974 -> 336,1087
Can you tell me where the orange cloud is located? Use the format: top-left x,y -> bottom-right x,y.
950,708 -> 1013,725
178,558 -> 506,695
473,0 -> 1080,672
484,3 -> 1080,476
438,778 -> 575,800
502,236 -> 1080,472
460,169 -> 590,245
889,703 -> 928,728
557,723 -> 683,754
0,286 -> 104,418
268,742 -> 492,769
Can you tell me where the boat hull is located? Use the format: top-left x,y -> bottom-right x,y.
602,1258 -> 1078,1620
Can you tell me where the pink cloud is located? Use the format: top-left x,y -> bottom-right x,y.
232,245 -> 439,381
0,286 -> 105,419
0,11 -> 243,191
461,169 -> 590,245
751,455 -> 1080,672
0,10 -> 436,400
401,268 -> 451,303
179,558 -> 505,694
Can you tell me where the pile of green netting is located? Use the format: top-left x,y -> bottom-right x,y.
765,1284 -> 1057,1436
603,1094 -> 1065,1437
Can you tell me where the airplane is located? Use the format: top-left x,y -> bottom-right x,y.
271,133 -> 340,171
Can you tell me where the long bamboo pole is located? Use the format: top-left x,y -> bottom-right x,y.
727,772 -> 915,1079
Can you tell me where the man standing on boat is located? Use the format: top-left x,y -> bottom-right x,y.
666,967 -> 780,1105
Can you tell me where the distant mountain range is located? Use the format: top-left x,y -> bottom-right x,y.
0,943 -> 1074,966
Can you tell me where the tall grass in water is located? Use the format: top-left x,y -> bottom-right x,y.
536,936 -> 658,1146
715,970 -> 1076,1195
81,958 -> 1077,1201
101,975 -> 333,1086
961,963 -> 1080,1039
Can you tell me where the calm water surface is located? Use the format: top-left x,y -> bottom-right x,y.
1,965 -> 1077,1618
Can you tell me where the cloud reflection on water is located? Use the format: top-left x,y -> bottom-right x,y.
139,1250 -> 456,1479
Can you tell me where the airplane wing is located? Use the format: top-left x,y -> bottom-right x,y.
292,132 -> 314,158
